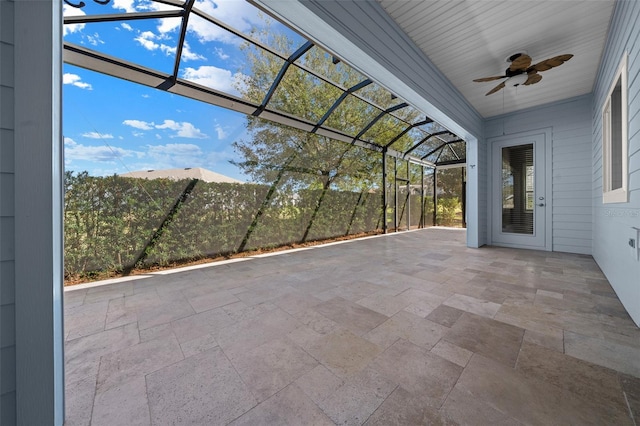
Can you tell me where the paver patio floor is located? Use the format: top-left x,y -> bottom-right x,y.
64,228 -> 640,425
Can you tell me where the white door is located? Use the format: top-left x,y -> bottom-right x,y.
491,132 -> 549,250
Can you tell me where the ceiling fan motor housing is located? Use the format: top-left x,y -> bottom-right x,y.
474,51 -> 572,95
505,52 -> 528,77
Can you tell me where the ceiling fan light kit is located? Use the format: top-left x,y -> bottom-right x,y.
507,73 -> 529,87
473,52 -> 573,95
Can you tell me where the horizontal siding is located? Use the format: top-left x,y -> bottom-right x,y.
486,95 -> 593,255
591,0 -> 640,326
552,219 -> 593,229
0,0 -> 15,422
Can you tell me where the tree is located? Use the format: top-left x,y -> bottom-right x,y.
232,21 -> 420,243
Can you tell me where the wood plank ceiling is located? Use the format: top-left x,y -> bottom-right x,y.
378,0 -> 616,118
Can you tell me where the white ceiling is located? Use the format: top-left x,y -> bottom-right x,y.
378,0 -> 616,118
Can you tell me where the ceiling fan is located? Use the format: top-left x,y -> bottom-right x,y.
474,52 -> 573,96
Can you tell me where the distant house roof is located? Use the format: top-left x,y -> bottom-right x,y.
120,167 -> 244,184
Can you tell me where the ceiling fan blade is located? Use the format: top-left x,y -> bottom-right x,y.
486,81 -> 506,96
530,54 -> 574,72
473,75 -> 507,82
523,73 -> 542,85
509,53 -> 532,71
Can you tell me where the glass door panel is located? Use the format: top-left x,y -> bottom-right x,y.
501,143 -> 534,234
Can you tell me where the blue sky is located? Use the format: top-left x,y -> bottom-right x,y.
62,0 -> 303,182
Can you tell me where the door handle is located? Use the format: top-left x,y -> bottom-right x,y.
537,203 -> 545,207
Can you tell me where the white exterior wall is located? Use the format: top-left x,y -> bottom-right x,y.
592,0 -> 640,326
485,95 -> 594,255
0,0 -> 16,423
0,0 -> 65,424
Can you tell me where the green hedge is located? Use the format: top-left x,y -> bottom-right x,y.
64,172 -> 383,277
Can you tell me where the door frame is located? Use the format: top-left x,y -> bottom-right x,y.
488,128 -> 552,251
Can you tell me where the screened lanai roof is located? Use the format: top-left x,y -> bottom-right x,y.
62,0 -> 465,167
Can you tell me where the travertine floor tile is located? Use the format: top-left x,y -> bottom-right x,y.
214,308 -> 300,359
105,297 -> 138,330
314,297 -> 388,336
430,340 -> 473,367
66,323 -> 140,384
443,293 -> 501,318
364,386 -> 457,426
426,305 -> 464,327
186,289 -> 239,313
317,368 -> 396,426
64,228 -> 639,425
564,330 -> 640,377
229,384 -> 333,426
64,375 -> 97,426
170,307 -> 235,344
231,337 -> 318,402
136,297 -> 196,330
523,328 -> 564,353
306,329 -> 382,378
620,374 -> 640,421
96,335 -> 183,393
372,339 -> 463,407
364,310 -> 448,350
295,364 -> 344,406
441,387 -> 522,426
356,291 -> 415,317
516,341 -> 629,419
91,377 -> 150,426
179,333 -> 218,358
456,354 -> 633,425
84,282 -> 134,304
146,347 -> 257,425
444,312 -> 524,367
65,300 -> 110,341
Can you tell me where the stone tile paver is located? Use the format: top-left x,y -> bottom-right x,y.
146,347 -> 257,425
64,228 -> 640,425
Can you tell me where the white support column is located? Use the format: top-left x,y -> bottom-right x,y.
466,137 -> 480,248
14,0 -> 64,424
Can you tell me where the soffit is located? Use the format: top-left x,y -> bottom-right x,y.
378,0 -> 616,117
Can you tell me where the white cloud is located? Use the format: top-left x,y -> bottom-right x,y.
214,125 -> 228,140
134,31 -> 159,51
63,4 -> 86,36
64,137 -> 139,163
135,31 -> 204,62
180,42 -> 205,61
112,0 -> 136,13
86,33 -> 104,46
140,0 -> 263,45
181,1 -> 262,43
206,147 -> 236,165
154,120 -> 181,131
132,131 -> 145,138
110,0 -> 263,44
121,23 -> 133,31
160,44 -> 176,56
123,119 -> 154,130
63,73 -> 93,90
181,65 -> 245,95
155,120 -> 208,139
142,94 -> 150,98
214,47 -> 230,60
156,134 -> 162,139
147,143 -> 204,167
148,143 -> 202,155
82,131 -> 114,139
